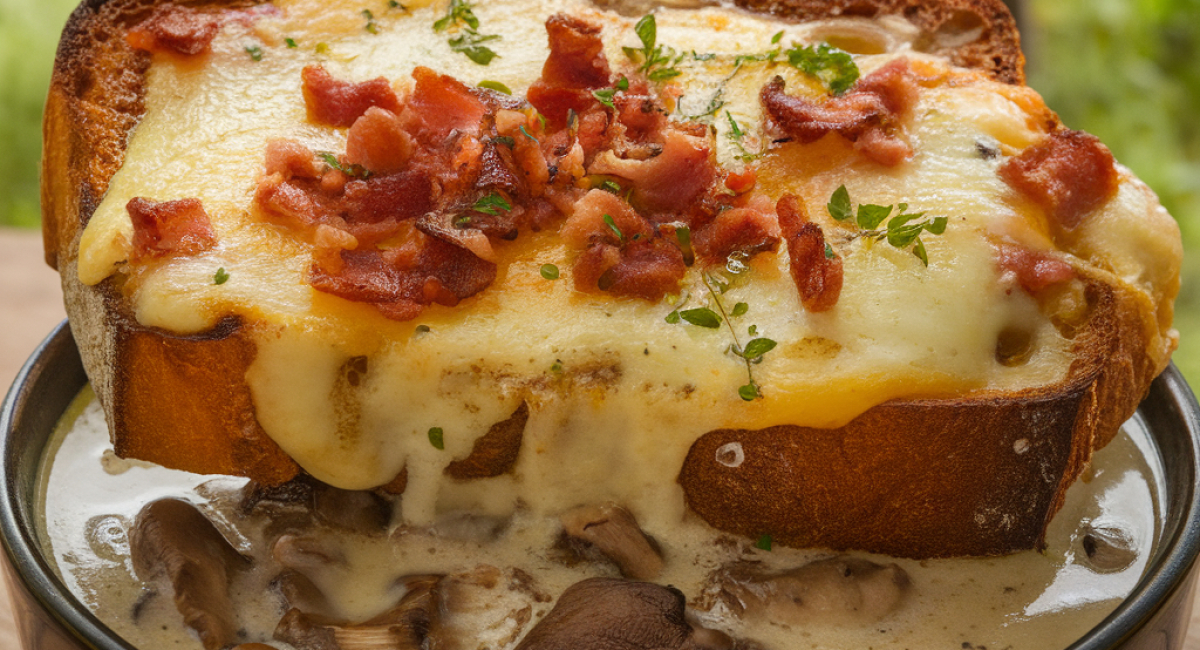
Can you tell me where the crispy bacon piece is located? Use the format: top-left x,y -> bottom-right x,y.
127,197 -> 217,261
302,66 -> 402,128
126,5 -> 220,56
589,128 -> 715,214
344,108 -> 416,175
407,67 -> 488,142
777,194 -> 842,312
527,14 -> 612,125
996,244 -> 1076,295
761,59 -> 919,166
311,235 -> 496,321
565,190 -> 684,300
998,130 -> 1119,230
693,195 -> 780,262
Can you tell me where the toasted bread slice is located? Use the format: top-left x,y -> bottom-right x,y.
42,0 -> 1180,557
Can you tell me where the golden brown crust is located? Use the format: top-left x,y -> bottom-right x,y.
730,0 -> 1025,85
39,0 -> 1171,559
679,275 -> 1158,558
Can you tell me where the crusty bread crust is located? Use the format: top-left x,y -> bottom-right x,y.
41,0 -> 1170,557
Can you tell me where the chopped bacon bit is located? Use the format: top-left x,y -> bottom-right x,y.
996,244 -> 1076,295
561,190 -> 651,249
527,14 -> 612,125
255,174 -> 328,230
302,66 -> 402,128
693,196 -> 780,262
312,225 -> 358,274
264,139 -> 321,180
345,108 -> 415,175
588,128 -> 715,214
407,67 -> 488,142
724,168 -> 757,195
761,59 -> 918,167
126,5 -> 220,56
127,197 -> 217,261
998,130 -> 1119,230
598,238 -> 687,301
341,171 -> 435,229
777,194 -> 842,312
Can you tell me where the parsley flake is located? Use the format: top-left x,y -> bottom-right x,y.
434,0 -> 499,65
213,268 -> 230,285
428,427 -> 445,450
478,80 -> 512,94
540,263 -> 560,280
318,152 -> 373,179
624,15 -> 681,83
785,43 -> 859,95
245,45 -> 263,61
472,192 -> 512,215
755,534 -> 773,550
362,9 -> 379,33
284,37 -> 298,48
731,302 -> 749,317
603,213 -> 624,242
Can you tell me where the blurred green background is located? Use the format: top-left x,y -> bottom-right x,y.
2,0 -> 1199,378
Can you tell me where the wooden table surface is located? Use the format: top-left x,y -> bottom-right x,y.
2,225 -> 1200,648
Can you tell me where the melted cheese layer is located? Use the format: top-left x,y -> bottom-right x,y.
73,0 -> 1177,515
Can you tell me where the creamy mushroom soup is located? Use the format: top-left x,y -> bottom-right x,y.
37,387 -> 1162,650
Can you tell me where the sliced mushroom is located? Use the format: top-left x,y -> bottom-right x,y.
311,482 -> 393,534
271,570 -> 334,617
273,574 -> 440,650
559,503 -> 664,580
1081,524 -> 1138,573
429,565 -> 544,650
514,577 -> 733,650
444,402 -> 529,480
129,498 -> 249,650
273,533 -> 347,572
712,557 -> 911,626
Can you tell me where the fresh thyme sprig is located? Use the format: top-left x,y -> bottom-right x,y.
317,152 -> 373,179
827,185 -> 948,266
623,15 -> 682,82
666,256 -> 778,401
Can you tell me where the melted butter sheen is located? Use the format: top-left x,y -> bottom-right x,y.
41,391 -> 1163,649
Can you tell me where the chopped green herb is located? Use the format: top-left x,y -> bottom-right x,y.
678,307 -> 722,329
491,135 -> 516,147
540,263 -> 560,280
724,111 -> 766,162
448,31 -> 500,65
748,324 -> 758,336
741,337 -> 777,360
415,324 -> 431,334
245,45 -> 263,61
454,215 -> 473,228
315,42 -> 330,55
519,124 -> 538,141
740,383 -> 763,401
600,179 -> 623,194
428,427 -> 445,450
785,42 -> 859,95
616,75 -> 629,90
550,359 -> 564,373
665,310 -> 682,324
284,37 -> 298,48
674,225 -> 694,266
593,87 -> 617,109
213,267 -> 230,285
472,192 -> 511,215
317,152 -> 373,179
624,15 -> 681,83
731,302 -> 749,317
388,0 -> 407,9
826,185 -> 947,265
433,0 -> 479,31
755,534 -> 773,550
603,213 -> 624,242
824,242 -> 835,259
362,9 -> 378,33
478,80 -> 512,94
770,30 -> 784,44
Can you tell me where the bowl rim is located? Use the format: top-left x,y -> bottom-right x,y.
2,321 -> 1200,650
